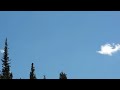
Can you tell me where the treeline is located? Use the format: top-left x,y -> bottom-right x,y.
0,38 -> 67,79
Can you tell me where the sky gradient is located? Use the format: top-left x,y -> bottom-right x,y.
0,11 -> 120,79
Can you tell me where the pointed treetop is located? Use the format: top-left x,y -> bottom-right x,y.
43,75 -> 46,79
10,72 -> 13,79
5,37 -> 8,46
30,63 -> 36,79
32,63 -> 33,66
5,37 -> 7,42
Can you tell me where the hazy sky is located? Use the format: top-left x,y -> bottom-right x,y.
0,11 -> 120,79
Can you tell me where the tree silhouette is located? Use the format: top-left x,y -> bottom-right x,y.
1,38 -> 12,79
59,72 -> 67,79
43,75 -> 46,79
30,63 -> 36,79
0,38 -> 71,79
10,72 -> 13,79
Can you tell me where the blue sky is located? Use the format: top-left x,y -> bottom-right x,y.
0,11 -> 120,79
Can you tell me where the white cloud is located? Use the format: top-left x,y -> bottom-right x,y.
97,43 -> 120,56
0,49 -> 4,54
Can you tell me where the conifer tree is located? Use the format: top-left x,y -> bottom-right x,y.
1,38 -> 13,79
30,63 -> 36,79
10,72 -> 13,79
43,75 -> 46,79
59,72 -> 67,79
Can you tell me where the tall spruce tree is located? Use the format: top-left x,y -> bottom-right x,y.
59,72 -> 67,79
30,63 -> 36,79
1,38 -> 13,79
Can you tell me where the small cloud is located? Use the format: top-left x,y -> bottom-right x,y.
97,43 -> 120,56
0,49 -> 4,54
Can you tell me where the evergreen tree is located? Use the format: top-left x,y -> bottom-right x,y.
1,38 -> 12,79
10,72 -> 13,79
30,63 -> 36,79
59,72 -> 67,79
43,75 -> 46,79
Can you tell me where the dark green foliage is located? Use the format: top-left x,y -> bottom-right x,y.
30,63 -> 36,79
1,38 -> 13,79
59,72 -> 67,79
